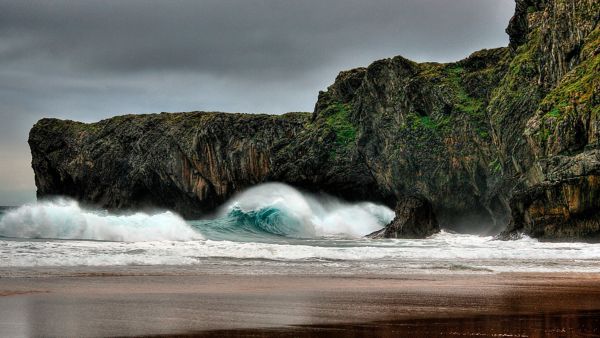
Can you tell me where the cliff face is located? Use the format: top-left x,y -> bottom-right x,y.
305,49 -> 511,233
30,113 -> 309,218
497,0 -> 600,240
29,0 -> 599,239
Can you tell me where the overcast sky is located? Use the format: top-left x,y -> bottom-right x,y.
0,0 -> 514,205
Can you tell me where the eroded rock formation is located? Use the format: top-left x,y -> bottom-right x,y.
29,113 -> 310,218
29,0 -> 599,240
367,196 -> 439,239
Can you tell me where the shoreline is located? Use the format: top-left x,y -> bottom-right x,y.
1,269 -> 600,336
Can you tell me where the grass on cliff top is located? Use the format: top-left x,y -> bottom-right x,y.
68,121 -> 102,134
399,63 -> 491,142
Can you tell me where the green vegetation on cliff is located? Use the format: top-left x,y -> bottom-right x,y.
445,66 -> 485,117
322,102 -> 357,146
528,26 -> 599,154
542,32 -> 599,120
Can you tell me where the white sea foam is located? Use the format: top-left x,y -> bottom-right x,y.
0,199 -> 203,242
222,183 -> 395,238
2,231 -> 600,274
1,184 -> 600,274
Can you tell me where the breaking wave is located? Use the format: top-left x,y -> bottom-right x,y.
0,199 -> 203,242
196,183 -> 394,239
0,183 -> 393,242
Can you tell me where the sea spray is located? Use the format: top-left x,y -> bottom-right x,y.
0,183 -> 393,242
0,199 -> 203,242
216,183 -> 395,238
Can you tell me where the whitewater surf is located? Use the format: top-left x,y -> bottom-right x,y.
1,183 -> 600,274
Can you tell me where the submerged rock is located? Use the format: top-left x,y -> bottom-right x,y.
367,196 -> 439,239
28,0 -> 600,241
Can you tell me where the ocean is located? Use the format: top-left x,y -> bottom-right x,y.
1,183 -> 600,275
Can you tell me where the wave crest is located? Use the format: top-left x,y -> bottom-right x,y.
214,183 -> 394,238
227,206 -> 310,237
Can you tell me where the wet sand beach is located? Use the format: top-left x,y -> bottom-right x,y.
1,269 -> 600,337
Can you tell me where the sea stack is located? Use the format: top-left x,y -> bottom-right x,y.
367,196 -> 440,239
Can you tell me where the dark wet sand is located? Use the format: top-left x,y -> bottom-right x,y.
1,271 -> 600,337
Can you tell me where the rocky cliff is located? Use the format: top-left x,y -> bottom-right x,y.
497,0 -> 600,240
29,0 -> 599,240
30,113 -> 309,218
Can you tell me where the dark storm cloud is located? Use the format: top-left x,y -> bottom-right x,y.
0,0 -> 515,204
0,0 -> 514,76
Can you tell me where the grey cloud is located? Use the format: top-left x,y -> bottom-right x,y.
1,0 -> 514,76
0,0 -> 515,205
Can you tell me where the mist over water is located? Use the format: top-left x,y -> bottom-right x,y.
1,183 -> 600,274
